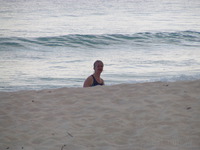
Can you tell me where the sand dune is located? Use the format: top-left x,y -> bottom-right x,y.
0,80 -> 200,150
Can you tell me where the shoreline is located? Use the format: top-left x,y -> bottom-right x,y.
1,79 -> 200,93
0,80 -> 200,150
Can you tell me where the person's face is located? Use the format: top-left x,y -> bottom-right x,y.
94,62 -> 104,73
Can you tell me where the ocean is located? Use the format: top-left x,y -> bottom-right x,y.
0,0 -> 200,91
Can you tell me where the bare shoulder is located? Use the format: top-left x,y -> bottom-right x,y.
86,75 -> 93,82
83,75 -> 93,87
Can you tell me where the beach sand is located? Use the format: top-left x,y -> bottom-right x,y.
0,80 -> 200,150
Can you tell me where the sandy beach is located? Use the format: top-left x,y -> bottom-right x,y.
0,80 -> 200,150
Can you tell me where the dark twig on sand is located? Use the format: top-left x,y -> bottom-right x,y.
61,144 -> 66,150
67,132 -> 73,137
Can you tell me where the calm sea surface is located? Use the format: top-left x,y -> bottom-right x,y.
0,0 -> 200,91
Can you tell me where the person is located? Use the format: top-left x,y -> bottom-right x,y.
83,60 -> 104,87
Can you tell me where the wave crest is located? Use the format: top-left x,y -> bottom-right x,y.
1,31 -> 199,48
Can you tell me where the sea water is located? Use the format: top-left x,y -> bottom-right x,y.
0,0 -> 200,91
